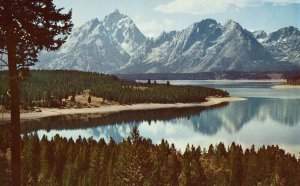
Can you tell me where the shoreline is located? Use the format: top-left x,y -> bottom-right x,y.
272,84 -> 300,89
0,97 -> 246,121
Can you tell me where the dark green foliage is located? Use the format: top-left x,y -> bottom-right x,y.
0,127 -> 10,186
0,73 -> 10,108
0,70 -> 229,107
0,151 -> 10,186
0,128 -> 299,186
0,125 -> 10,151
21,134 -> 40,185
114,129 -> 152,186
0,1 -> 73,184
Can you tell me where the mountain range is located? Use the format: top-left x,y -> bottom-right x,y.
37,9 -> 300,73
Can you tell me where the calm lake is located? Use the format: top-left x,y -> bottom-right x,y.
24,80 -> 300,155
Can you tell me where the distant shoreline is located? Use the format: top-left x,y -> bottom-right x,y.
0,97 -> 246,122
272,84 -> 300,89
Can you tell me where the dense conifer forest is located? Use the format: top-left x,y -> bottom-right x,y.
0,70 -> 228,108
0,128 -> 299,186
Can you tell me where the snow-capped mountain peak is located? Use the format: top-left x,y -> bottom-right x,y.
224,20 -> 242,31
103,9 -> 126,28
262,26 -> 300,65
267,26 -> 300,42
57,18 -> 102,54
121,18 -> 295,73
102,9 -> 146,55
37,11 -> 299,73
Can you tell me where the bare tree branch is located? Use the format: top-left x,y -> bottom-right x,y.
0,58 -> 8,65
0,53 -> 7,66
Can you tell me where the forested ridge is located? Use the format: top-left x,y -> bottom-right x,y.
0,70 -> 228,107
0,128 -> 299,186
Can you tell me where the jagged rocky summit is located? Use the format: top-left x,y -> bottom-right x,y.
37,9 -> 300,73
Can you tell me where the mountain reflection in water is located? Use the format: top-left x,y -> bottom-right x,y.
22,97 -> 300,135
14,80 -> 300,155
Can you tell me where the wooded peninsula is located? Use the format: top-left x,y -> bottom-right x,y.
0,70 -> 229,109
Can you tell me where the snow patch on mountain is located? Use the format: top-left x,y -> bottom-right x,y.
254,27 -> 300,66
37,9 -> 145,72
121,19 -> 293,73
37,10 -> 299,73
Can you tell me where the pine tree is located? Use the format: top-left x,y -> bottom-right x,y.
0,150 -> 10,186
21,134 -> 40,185
0,1 -> 73,184
115,128 -> 151,186
228,143 -> 244,186
38,136 -> 56,186
107,146 -> 118,186
163,152 -> 181,185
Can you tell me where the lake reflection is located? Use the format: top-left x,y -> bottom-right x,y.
25,80 -> 300,155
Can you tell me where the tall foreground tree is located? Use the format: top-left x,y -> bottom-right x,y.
0,1 -> 73,185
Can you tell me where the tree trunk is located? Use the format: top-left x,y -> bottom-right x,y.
8,39 -> 21,186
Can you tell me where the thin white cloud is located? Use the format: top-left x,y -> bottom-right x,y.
154,0 -> 300,14
134,18 -> 175,37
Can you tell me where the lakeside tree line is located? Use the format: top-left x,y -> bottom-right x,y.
0,128 -> 299,186
287,76 -> 300,84
0,70 -> 229,108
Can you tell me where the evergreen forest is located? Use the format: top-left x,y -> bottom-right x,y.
0,128 -> 299,186
0,70 -> 229,108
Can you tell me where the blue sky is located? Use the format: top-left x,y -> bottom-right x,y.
54,0 -> 300,37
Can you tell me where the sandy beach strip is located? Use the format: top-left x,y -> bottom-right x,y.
272,84 -> 300,89
0,97 -> 246,121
